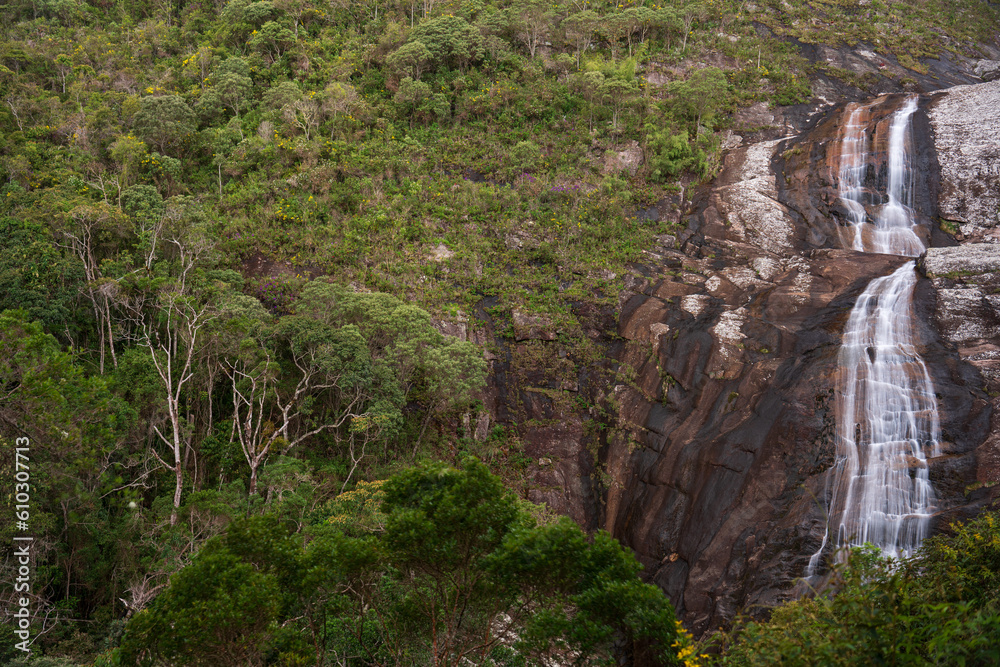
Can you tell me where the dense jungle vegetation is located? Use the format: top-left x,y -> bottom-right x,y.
1,0 -> 999,664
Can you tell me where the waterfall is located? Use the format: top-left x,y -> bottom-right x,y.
871,96 -> 924,257
838,103 -> 870,252
808,95 -> 941,576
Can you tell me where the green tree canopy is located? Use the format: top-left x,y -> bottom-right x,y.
722,512 -> 1000,666
117,533 -> 284,666
387,40 -> 433,81
114,459 -> 683,666
0,219 -> 84,332
132,95 -> 198,156
195,57 -> 254,123
668,66 -> 729,129
410,15 -> 484,72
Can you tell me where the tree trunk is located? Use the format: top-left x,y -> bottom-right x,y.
172,460 -> 183,525
105,296 -> 118,369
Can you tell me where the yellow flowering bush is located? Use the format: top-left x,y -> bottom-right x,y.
673,619 -> 712,667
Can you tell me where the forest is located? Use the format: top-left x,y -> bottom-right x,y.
1,0 -> 999,664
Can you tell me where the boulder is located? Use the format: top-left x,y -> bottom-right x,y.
602,140 -> 644,176
974,59 -> 1000,81
512,310 -> 557,341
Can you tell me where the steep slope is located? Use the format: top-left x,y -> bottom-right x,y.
603,79 -> 1000,635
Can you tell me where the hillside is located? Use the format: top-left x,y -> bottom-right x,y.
1,0 -> 1000,664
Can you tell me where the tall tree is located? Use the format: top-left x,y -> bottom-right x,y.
600,75 -> 638,133
677,1 -> 705,53
196,57 -> 253,135
563,10 -> 599,69
506,0 -> 556,59
387,40 -> 433,80
119,216 -> 218,525
114,460 -> 683,666
668,66 -> 729,129
410,15 -> 484,72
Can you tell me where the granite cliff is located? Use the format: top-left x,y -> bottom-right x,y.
601,78 -> 1000,634
473,77 -> 1000,637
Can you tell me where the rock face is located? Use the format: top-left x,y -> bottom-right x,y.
470,78 -> 1000,642
607,248 -> 935,633
475,296 -> 616,530
774,94 -> 943,252
920,244 -> 1000,485
974,59 -> 1000,82
603,81 -> 1000,637
602,140 -> 644,176
921,243 -> 1000,276
927,79 -> 1000,242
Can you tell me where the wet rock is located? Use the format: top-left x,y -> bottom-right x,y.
475,296 -> 613,531
524,416 -> 595,527
606,247 -> 916,635
471,78 -> 1000,644
775,94 -> 940,253
605,85 -> 1000,637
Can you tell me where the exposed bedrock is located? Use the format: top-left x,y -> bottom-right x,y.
920,244 -> 1000,489
773,92 -> 948,252
605,79 -> 1000,637
472,295 -> 617,530
975,59 -> 1000,82
926,79 -> 1000,243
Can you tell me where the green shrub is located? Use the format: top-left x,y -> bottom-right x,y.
646,129 -> 713,181
720,512 -> 1000,666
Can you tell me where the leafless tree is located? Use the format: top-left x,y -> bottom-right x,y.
283,97 -> 322,141
119,232 -> 215,525
225,335 -> 382,495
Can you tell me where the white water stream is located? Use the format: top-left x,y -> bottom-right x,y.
809,95 -> 940,575
838,103 -> 870,252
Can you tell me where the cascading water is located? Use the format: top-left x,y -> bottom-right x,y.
838,103 -> 870,252
871,96 -> 924,256
808,95 -> 941,576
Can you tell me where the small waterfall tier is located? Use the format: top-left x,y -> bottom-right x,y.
834,96 -> 925,256
829,262 -> 941,558
810,94 -> 941,575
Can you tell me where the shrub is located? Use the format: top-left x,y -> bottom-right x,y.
720,511 -> 1000,666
